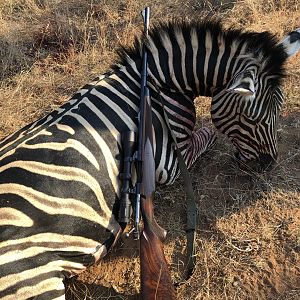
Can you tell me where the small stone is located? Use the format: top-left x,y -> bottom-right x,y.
233,281 -> 239,287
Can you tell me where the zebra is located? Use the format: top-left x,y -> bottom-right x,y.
0,19 -> 299,299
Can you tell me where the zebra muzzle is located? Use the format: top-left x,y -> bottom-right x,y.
234,152 -> 276,172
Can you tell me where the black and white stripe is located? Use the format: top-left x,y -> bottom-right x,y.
131,21 -> 289,170
1,20 -> 298,299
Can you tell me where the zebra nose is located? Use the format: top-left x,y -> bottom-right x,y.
258,153 -> 276,171
234,152 -> 276,172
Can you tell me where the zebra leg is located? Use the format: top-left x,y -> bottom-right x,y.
93,226 -> 123,262
185,127 -> 216,168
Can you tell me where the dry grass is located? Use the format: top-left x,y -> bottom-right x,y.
0,0 -> 299,299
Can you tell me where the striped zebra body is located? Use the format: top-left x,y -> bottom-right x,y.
0,73 -> 213,298
1,20 -> 299,299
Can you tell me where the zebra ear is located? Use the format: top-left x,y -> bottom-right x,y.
226,72 -> 255,97
278,28 -> 300,57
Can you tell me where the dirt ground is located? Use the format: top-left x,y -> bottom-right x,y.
0,1 -> 299,299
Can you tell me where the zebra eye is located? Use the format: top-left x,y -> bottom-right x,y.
235,88 -> 254,96
227,70 -> 256,97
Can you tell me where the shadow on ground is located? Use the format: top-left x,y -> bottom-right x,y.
65,278 -> 139,300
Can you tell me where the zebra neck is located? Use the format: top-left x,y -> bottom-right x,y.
145,25 -> 252,99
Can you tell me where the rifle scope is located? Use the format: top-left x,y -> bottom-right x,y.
119,131 -> 136,224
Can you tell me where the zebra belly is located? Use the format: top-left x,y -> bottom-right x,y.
0,141 -> 121,298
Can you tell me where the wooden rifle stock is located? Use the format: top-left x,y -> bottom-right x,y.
140,195 -> 176,300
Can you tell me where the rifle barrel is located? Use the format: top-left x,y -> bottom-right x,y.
133,7 -> 151,240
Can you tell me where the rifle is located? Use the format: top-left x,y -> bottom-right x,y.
119,7 -> 176,299
139,86 -> 176,299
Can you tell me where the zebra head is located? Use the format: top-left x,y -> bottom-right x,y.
122,22 -> 299,172
211,28 -> 300,171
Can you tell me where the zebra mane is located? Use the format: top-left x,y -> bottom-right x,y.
114,19 -> 287,87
